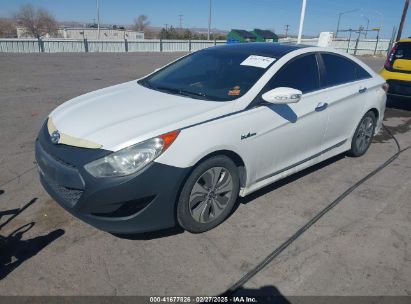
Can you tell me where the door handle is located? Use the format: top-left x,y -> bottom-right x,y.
315,102 -> 328,112
359,87 -> 368,93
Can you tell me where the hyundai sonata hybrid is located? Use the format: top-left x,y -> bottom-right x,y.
35,43 -> 387,233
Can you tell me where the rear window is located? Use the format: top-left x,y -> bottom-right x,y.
321,53 -> 371,87
394,42 -> 411,60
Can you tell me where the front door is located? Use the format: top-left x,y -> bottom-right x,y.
246,53 -> 329,184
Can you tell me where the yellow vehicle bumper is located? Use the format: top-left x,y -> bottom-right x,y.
379,68 -> 411,97
379,67 -> 411,82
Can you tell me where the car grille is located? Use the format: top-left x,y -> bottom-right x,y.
36,140 -> 84,207
41,172 -> 83,207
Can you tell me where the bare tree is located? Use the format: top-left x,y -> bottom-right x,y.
15,4 -> 58,38
0,18 -> 17,38
133,15 -> 150,32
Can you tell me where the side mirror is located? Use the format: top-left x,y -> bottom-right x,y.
262,87 -> 302,104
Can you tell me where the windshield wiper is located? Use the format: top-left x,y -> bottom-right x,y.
155,86 -> 210,100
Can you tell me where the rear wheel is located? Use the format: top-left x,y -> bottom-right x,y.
348,111 -> 376,157
177,156 -> 240,233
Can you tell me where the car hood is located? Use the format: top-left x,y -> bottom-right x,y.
49,81 -> 233,151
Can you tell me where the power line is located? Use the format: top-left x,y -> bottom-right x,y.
96,0 -> 100,39
178,14 -> 183,29
284,24 -> 290,37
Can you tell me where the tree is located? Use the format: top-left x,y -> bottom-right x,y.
15,4 -> 58,38
0,18 -> 17,38
182,29 -> 192,39
133,15 -> 150,32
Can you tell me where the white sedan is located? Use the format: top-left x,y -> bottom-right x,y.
35,43 -> 387,234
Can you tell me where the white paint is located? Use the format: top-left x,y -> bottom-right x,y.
240,55 -> 276,69
48,46 -> 386,197
262,87 -> 302,104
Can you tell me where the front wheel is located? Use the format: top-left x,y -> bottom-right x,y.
348,111 -> 376,157
177,156 -> 240,233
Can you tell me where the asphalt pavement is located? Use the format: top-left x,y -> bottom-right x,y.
0,52 -> 410,297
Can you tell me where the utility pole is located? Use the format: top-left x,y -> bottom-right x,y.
297,0 -> 307,44
396,0 -> 409,41
96,0 -> 100,39
284,24 -> 290,37
207,0 -> 212,40
178,14 -> 183,29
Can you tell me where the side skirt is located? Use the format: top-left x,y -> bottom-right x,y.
239,140 -> 349,197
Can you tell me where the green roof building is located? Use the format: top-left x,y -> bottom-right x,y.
252,29 -> 279,42
227,29 -> 257,43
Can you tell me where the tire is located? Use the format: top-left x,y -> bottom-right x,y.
348,111 -> 376,157
177,155 -> 240,233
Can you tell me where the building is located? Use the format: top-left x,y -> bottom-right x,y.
252,29 -> 278,42
59,28 -> 144,40
16,26 -> 144,40
227,29 -> 256,43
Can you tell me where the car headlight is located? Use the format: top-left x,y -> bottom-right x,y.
85,130 -> 179,178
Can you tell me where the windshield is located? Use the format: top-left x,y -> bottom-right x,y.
139,49 -> 276,101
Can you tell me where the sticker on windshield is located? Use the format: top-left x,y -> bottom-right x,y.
228,86 -> 241,96
240,55 -> 276,69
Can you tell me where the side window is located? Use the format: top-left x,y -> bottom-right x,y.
265,54 -> 320,94
321,54 -> 358,87
356,65 -> 372,80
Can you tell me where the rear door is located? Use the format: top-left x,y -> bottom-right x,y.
319,53 -> 373,149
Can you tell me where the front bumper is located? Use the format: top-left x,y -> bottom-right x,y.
35,122 -> 189,234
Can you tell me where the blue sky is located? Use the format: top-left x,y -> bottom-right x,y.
0,0 -> 409,38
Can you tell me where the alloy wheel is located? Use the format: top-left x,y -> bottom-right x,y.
355,116 -> 374,154
188,167 -> 234,224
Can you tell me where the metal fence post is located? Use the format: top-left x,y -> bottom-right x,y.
214,39 -> 217,46
374,35 -> 379,55
160,39 -> 163,52
124,39 -> 128,52
346,31 -> 352,53
37,37 -> 44,52
83,38 -> 88,52
354,37 -> 359,55
188,39 -> 192,52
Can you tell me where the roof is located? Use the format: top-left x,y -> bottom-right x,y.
253,29 -> 278,39
230,29 -> 256,39
206,42 -> 309,59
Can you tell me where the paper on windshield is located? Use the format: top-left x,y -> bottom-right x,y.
240,55 -> 276,69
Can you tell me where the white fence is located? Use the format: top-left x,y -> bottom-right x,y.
0,38 -> 226,53
0,38 -> 391,55
280,38 -> 391,56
